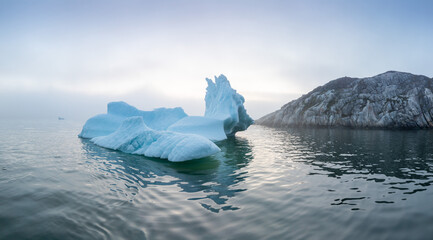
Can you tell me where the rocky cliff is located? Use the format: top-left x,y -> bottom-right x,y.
256,71 -> 433,129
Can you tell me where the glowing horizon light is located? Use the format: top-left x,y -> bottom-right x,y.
0,0 -> 432,119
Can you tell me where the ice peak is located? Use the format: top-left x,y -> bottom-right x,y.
205,74 -> 253,136
206,74 -> 231,93
214,74 -> 229,86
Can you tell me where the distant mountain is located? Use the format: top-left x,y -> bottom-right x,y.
256,71 -> 433,129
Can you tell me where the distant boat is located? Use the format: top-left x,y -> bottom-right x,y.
58,117 -> 65,120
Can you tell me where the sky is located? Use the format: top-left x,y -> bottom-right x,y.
1,0 -> 433,120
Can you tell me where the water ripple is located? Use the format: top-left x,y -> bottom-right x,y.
1,120 -> 433,239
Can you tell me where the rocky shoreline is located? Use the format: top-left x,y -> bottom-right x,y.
256,71 -> 433,129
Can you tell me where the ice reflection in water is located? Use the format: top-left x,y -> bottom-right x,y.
81,126 -> 433,211
1,120 -> 433,239
80,136 -> 254,213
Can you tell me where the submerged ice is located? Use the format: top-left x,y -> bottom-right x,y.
79,74 -> 253,162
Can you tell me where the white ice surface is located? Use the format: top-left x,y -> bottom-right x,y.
91,117 -> 221,162
79,101 -> 187,139
167,116 -> 227,141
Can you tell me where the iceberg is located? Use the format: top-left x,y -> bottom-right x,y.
79,101 -> 187,139
79,74 -> 253,162
167,75 -> 254,140
92,117 -> 220,162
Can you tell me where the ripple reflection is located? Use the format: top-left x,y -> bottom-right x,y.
281,127 -> 433,205
80,136 -> 253,213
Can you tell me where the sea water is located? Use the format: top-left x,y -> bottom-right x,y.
1,119 -> 433,239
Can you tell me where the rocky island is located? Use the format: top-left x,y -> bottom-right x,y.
256,71 -> 433,129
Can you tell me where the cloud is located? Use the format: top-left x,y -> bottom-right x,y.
1,0 -> 432,120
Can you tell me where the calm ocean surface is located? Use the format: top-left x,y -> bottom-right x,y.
1,119 -> 433,240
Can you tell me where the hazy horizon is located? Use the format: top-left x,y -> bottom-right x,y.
1,0 -> 433,120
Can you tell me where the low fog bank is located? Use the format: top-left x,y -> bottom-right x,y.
0,89 -> 296,122
0,90 -> 200,122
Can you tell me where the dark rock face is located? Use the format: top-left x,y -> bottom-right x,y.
256,71 -> 433,129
